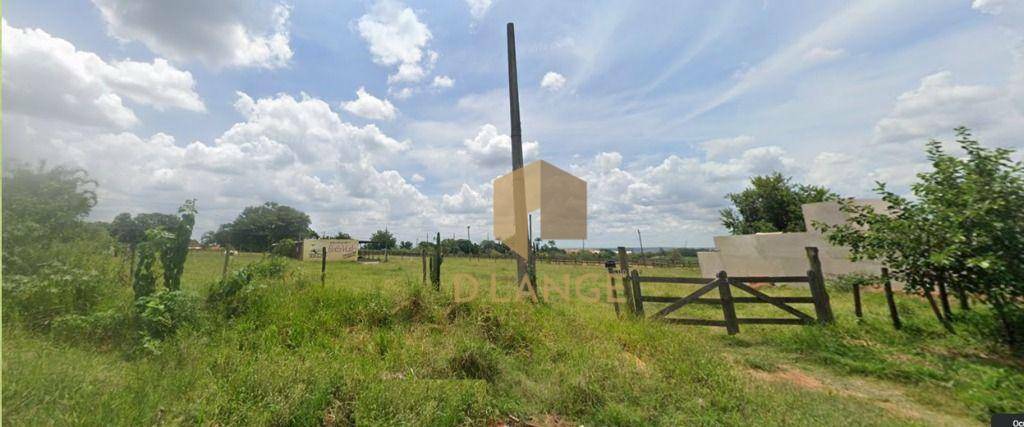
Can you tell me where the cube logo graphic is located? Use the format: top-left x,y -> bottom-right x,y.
493,160 -> 587,258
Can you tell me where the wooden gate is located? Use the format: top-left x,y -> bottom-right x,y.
616,247 -> 834,335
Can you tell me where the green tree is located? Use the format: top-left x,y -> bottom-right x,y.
720,172 -> 836,235
818,128 -> 1024,348
214,202 -> 312,252
367,229 -> 397,250
399,241 -> 413,250
2,163 -> 98,275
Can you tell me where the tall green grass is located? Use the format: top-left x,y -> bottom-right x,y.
3,251 -> 1021,425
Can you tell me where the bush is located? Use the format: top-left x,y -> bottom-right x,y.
3,262 -> 117,330
134,290 -> 198,344
206,257 -> 288,317
51,309 -> 131,347
270,238 -> 297,258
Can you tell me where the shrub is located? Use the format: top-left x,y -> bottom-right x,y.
206,257 -> 288,317
270,238 -> 297,258
2,262 -> 116,330
51,309 -> 131,347
134,290 -> 198,344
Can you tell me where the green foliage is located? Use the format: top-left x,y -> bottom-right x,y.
206,257 -> 288,317
2,163 -> 98,276
129,201 -> 198,297
51,309 -> 131,347
134,290 -> 198,350
270,238 -> 298,258
367,229 -> 397,250
818,128 -> 1024,348
720,172 -> 836,235
211,202 -> 312,252
3,261 -> 117,330
131,235 -> 161,299
828,273 -> 881,293
159,200 -> 197,291
399,240 -> 413,250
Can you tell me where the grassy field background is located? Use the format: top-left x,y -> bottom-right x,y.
4,251 -> 1023,425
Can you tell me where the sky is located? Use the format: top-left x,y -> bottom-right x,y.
3,0 -> 1023,248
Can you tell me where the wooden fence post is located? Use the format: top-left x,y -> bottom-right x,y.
430,232 -> 442,291
853,280 -> 863,319
805,247 -> 834,324
609,274 -> 621,318
421,248 -> 427,285
617,247 -> 633,316
630,270 -> 644,318
717,271 -> 740,335
321,246 -> 327,286
881,268 -> 902,330
221,248 -> 231,281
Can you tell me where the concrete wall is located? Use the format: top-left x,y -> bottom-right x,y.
300,239 -> 359,261
697,200 -> 884,279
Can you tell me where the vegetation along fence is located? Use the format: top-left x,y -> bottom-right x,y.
612,246 -> 834,335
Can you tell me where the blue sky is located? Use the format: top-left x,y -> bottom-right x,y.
4,0 -> 1023,247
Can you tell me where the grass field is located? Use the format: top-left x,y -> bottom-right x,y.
4,251 -> 1023,425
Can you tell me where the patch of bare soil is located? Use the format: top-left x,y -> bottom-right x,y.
747,364 -> 980,426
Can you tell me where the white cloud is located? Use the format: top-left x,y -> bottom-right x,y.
972,0 -> 1011,15
460,124 -> 539,168
872,71 -> 1011,145
2,19 -> 204,130
411,173 -> 425,182
5,90 -> 433,238
802,46 -> 846,63
442,183 -> 489,214
342,87 -> 397,121
540,71 -> 567,91
465,0 -> 493,21
358,0 -> 435,84
92,0 -> 292,69
432,75 -> 455,89
698,135 -> 755,160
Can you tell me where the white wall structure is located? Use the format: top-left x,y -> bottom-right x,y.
299,239 -> 359,261
697,200 -> 886,279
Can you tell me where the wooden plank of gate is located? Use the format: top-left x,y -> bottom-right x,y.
651,280 -> 720,319
729,280 -> 815,323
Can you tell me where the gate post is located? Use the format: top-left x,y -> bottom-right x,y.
617,247 -> 634,316
805,247 -> 834,324
630,270 -> 644,318
717,271 -> 740,335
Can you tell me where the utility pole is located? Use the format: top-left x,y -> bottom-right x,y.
637,229 -> 647,266
466,225 -> 471,242
506,22 -> 531,289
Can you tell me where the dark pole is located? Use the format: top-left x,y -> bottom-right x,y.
507,22 -> 530,289
637,229 -> 646,267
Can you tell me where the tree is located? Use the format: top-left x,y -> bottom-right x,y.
214,202 -> 312,252
720,172 -> 836,235
399,241 -> 413,250
818,128 -> 1024,348
367,229 -> 396,250
2,163 -> 98,275
330,231 -> 352,239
